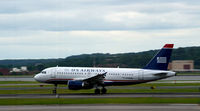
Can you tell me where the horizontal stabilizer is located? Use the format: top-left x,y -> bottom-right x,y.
154,73 -> 167,76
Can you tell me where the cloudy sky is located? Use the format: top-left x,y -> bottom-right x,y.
0,0 -> 200,59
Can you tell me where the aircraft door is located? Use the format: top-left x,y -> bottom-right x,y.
138,70 -> 144,80
51,68 -> 56,78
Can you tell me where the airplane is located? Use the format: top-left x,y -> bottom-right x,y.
34,44 -> 176,94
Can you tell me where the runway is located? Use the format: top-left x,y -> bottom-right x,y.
0,104 -> 199,111
0,93 -> 199,98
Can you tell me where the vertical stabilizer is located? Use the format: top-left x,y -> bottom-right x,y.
143,44 -> 174,70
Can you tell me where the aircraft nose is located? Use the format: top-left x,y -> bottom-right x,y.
34,74 -> 41,82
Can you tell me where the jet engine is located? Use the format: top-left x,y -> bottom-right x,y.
68,80 -> 93,90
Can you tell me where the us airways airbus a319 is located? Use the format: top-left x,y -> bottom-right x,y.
34,44 -> 175,94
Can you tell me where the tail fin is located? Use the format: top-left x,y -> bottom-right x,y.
143,44 -> 174,70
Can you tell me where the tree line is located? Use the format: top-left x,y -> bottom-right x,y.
0,46 -> 199,71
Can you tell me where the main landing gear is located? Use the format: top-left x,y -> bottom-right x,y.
53,84 -> 57,94
95,87 -> 107,94
101,87 -> 107,94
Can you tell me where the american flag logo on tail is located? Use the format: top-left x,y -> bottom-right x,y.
157,57 -> 167,63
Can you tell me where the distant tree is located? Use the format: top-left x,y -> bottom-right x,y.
35,63 -> 45,71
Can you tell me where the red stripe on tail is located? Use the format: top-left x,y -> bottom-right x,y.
163,44 -> 174,48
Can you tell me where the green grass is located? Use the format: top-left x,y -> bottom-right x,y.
0,81 -> 200,105
1,83 -> 200,88
0,89 -> 94,94
0,98 -> 199,105
1,81 -> 200,86
177,72 -> 200,75
0,81 -> 200,94
0,88 -> 199,94
0,85 -> 51,88
133,83 -> 200,87
108,88 -> 200,93
0,75 -> 33,77
0,81 -> 39,84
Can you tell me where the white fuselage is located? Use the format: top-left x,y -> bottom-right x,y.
34,67 -> 175,86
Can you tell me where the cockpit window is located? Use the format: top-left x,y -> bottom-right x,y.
41,71 -> 46,74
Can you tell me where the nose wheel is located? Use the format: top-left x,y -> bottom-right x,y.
53,84 -> 57,94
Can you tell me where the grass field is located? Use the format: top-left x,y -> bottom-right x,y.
176,72 -> 200,75
0,81 -> 200,104
0,81 -> 39,84
0,86 -> 199,94
1,81 -> 200,86
0,73 -> 199,105
0,81 -> 200,94
0,98 -> 199,105
1,82 -> 200,88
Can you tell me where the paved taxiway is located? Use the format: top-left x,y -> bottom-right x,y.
0,104 -> 199,111
0,93 -> 199,99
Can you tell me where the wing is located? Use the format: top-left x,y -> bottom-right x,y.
83,72 -> 107,85
68,72 -> 107,90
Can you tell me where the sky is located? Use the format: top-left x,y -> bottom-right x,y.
0,0 -> 200,59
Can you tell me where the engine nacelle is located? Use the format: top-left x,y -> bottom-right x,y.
68,80 -> 84,90
68,80 -> 93,90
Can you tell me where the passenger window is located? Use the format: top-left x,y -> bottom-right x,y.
41,71 -> 46,74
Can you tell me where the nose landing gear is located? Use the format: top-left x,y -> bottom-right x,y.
53,84 -> 57,94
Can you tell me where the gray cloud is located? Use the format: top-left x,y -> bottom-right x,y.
0,0 -> 200,31
0,0 -> 199,59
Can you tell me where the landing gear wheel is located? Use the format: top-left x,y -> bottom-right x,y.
53,89 -> 57,94
53,84 -> 57,94
95,88 -> 101,94
101,88 -> 107,94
